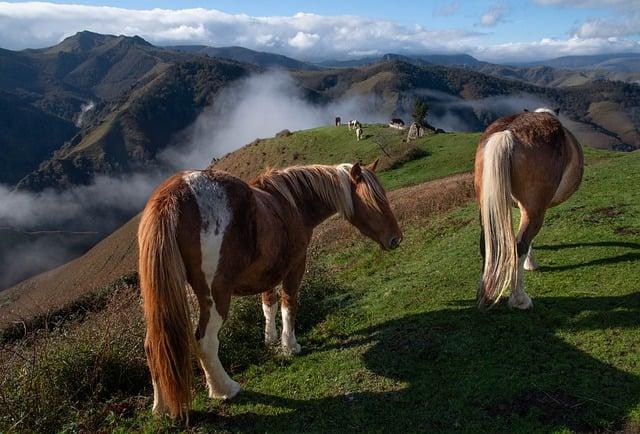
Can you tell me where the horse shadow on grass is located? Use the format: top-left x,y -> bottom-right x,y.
192,293 -> 640,432
536,241 -> 640,272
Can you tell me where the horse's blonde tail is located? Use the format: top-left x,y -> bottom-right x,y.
478,130 -> 518,308
138,196 -> 194,418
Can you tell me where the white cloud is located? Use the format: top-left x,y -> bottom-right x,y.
0,2 -> 638,62
0,2 -> 479,58
479,4 -> 508,27
535,0 -> 640,39
288,31 -> 320,49
476,36 -> 640,62
573,14 -> 640,38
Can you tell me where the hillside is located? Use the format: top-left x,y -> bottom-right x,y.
1,125 -> 638,432
18,59 -> 252,190
0,125 -> 476,326
293,61 -> 640,150
170,45 -> 319,70
522,52 -> 640,72
5,36 -> 640,190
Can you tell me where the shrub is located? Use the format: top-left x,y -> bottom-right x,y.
0,262 -> 343,432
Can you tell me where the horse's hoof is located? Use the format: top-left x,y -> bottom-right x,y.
282,342 -> 302,356
151,403 -> 169,417
508,293 -> 533,310
524,259 -> 540,271
210,380 -> 241,400
264,333 -> 279,346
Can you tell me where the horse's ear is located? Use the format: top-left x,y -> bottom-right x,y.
350,163 -> 362,181
367,158 -> 379,172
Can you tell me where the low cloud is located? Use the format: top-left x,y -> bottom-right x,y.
161,71 -> 388,170
0,70 -> 390,288
415,89 -> 550,132
75,100 -> 95,127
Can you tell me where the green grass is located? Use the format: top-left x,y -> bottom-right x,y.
118,146 -> 639,432
3,129 -> 639,432
214,124 -> 480,190
378,132 -> 480,189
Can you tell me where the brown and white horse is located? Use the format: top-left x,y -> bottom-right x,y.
475,108 -> 584,309
138,161 -> 402,418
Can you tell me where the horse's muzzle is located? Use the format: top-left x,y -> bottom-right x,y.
388,236 -> 402,250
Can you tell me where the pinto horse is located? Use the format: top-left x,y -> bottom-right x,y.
475,108 -> 584,309
138,161 -> 402,418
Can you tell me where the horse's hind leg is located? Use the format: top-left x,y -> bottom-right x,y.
509,208 -> 544,310
261,288 -> 278,346
195,281 -> 240,400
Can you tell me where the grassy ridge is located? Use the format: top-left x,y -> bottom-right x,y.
125,143 -> 638,431
212,125 -> 480,189
2,129 -> 638,432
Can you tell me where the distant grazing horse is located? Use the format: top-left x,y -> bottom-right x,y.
335,116 -> 341,126
356,126 -> 363,141
138,161 -> 402,418
475,108 -> 583,309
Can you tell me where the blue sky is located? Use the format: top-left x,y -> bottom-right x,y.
1,1 -> 639,61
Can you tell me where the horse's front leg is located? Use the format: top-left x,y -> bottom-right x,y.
261,288 -> 278,346
280,263 -> 305,355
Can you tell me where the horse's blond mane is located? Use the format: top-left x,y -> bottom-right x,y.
252,164 -> 386,217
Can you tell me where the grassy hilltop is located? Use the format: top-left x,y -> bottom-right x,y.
1,125 -> 639,432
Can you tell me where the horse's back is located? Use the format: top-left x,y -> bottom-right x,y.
156,170 -> 257,288
477,112 -> 577,210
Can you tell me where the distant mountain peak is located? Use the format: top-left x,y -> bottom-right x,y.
46,31 -> 153,54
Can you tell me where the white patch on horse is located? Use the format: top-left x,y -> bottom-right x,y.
534,107 -> 558,117
509,256 -> 533,309
183,171 -> 231,288
524,244 -> 540,271
262,301 -> 278,345
196,301 -> 241,399
281,306 -> 301,355
151,378 -> 166,414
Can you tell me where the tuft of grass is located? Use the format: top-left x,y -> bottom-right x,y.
0,281 -> 148,433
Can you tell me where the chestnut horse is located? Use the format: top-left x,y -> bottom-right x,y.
138,161 -> 402,418
475,108 -> 583,309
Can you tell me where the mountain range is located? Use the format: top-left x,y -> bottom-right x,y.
1,30 -> 640,288
2,31 -> 640,192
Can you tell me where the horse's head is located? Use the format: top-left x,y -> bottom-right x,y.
346,160 -> 403,251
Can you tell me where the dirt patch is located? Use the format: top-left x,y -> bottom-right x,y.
485,389 -> 592,432
584,206 -> 625,223
615,226 -> 640,236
